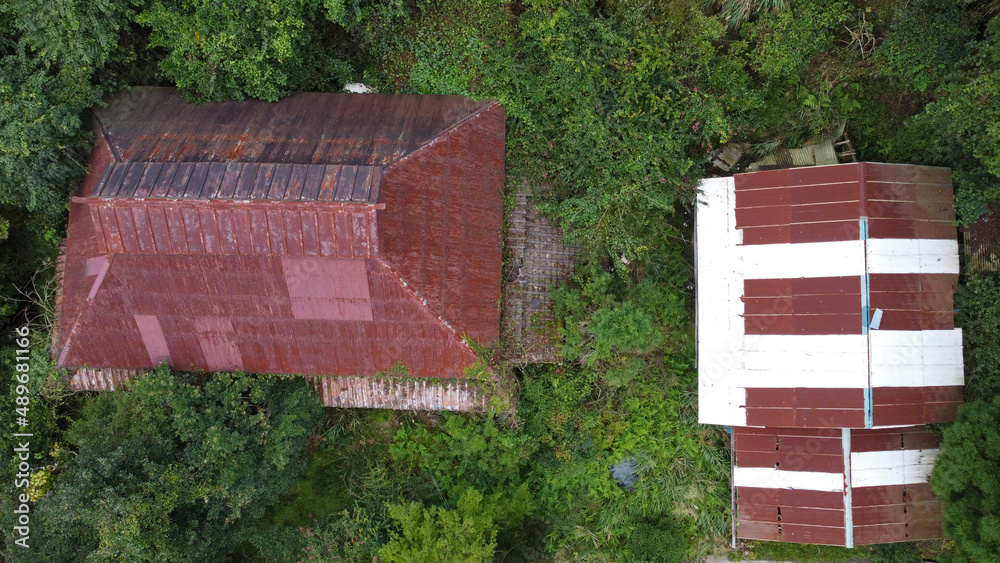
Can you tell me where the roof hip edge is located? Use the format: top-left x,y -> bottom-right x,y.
373,257 -> 473,351
383,100 -> 502,170
94,112 -> 122,162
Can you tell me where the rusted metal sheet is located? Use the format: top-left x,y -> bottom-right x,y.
846,430 -> 945,544
58,253 -> 481,379
852,482 -> 944,544
282,257 -> 373,321
871,387 -> 963,426
97,87 -> 493,167
864,163 -> 956,240
736,520 -> 781,541
735,484 -> 848,546
868,273 -> 956,331
737,486 -> 845,510
134,314 -> 170,365
735,450 -> 845,473
781,507 -> 846,527
192,317 -> 244,372
780,524 -> 847,546
745,314 -> 862,336
735,164 -> 863,245
735,163 -> 957,244
710,163 -> 960,546
743,276 -> 863,336
736,164 -> 862,191
93,161 -> 381,203
744,388 -> 865,429
377,102 -> 505,346
733,426 -> 948,547
851,426 -> 943,452
83,198 -> 380,259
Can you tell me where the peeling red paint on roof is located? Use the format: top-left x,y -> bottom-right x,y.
57,89 -> 504,381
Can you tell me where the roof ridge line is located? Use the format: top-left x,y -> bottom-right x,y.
373,256 -> 472,352
382,100 -> 501,169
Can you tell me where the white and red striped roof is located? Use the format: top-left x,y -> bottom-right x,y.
695,162 -> 963,547
733,426 -> 943,546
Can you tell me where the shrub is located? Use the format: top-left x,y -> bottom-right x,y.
0,52 -> 92,215
379,488 -> 498,563
868,541 -> 923,563
954,272 -> 1000,402
931,397 -> 1000,562
626,518 -> 688,563
876,0 -> 975,93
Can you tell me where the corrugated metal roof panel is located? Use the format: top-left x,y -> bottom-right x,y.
82,198 -> 380,258
93,161 -> 381,203
377,102 -> 505,345
732,426 -> 947,546
308,376 -> 489,411
58,255 -> 479,378
700,163 -> 963,427
96,87 -> 493,166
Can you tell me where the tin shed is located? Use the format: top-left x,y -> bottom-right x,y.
54,87 -> 505,410
696,162 -> 963,546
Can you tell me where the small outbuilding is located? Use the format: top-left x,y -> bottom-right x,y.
696,163 -> 963,546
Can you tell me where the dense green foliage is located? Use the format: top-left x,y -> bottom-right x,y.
932,397 -> 1000,563
380,488 -> 500,563
0,0 -> 139,213
3,369 -> 322,561
928,271 -> 1000,562
2,0 -> 999,561
138,0 -> 353,102
0,0 -> 141,335
0,333 -> 71,481
854,0 -> 1000,223
625,518 -> 688,563
954,272 -> 1000,402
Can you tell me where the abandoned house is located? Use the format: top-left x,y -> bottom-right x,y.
696,163 -> 963,546
54,87 -> 508,411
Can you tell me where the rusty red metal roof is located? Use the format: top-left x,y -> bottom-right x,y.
96,87 -> 493,166
734,426 -> 945,547
56,89 -> 505,385
93,161 -> 382,202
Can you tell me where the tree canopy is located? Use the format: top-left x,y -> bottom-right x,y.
20,368 -> 323,561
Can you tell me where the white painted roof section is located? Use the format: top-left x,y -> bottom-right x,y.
737,334 -> 870,389
696,177 -> 747,426
867,239 -> 960,274
743,241 -> 866,279
733,467 -> 844,492
850,448 -> 940,488
869,329 -> 964,388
